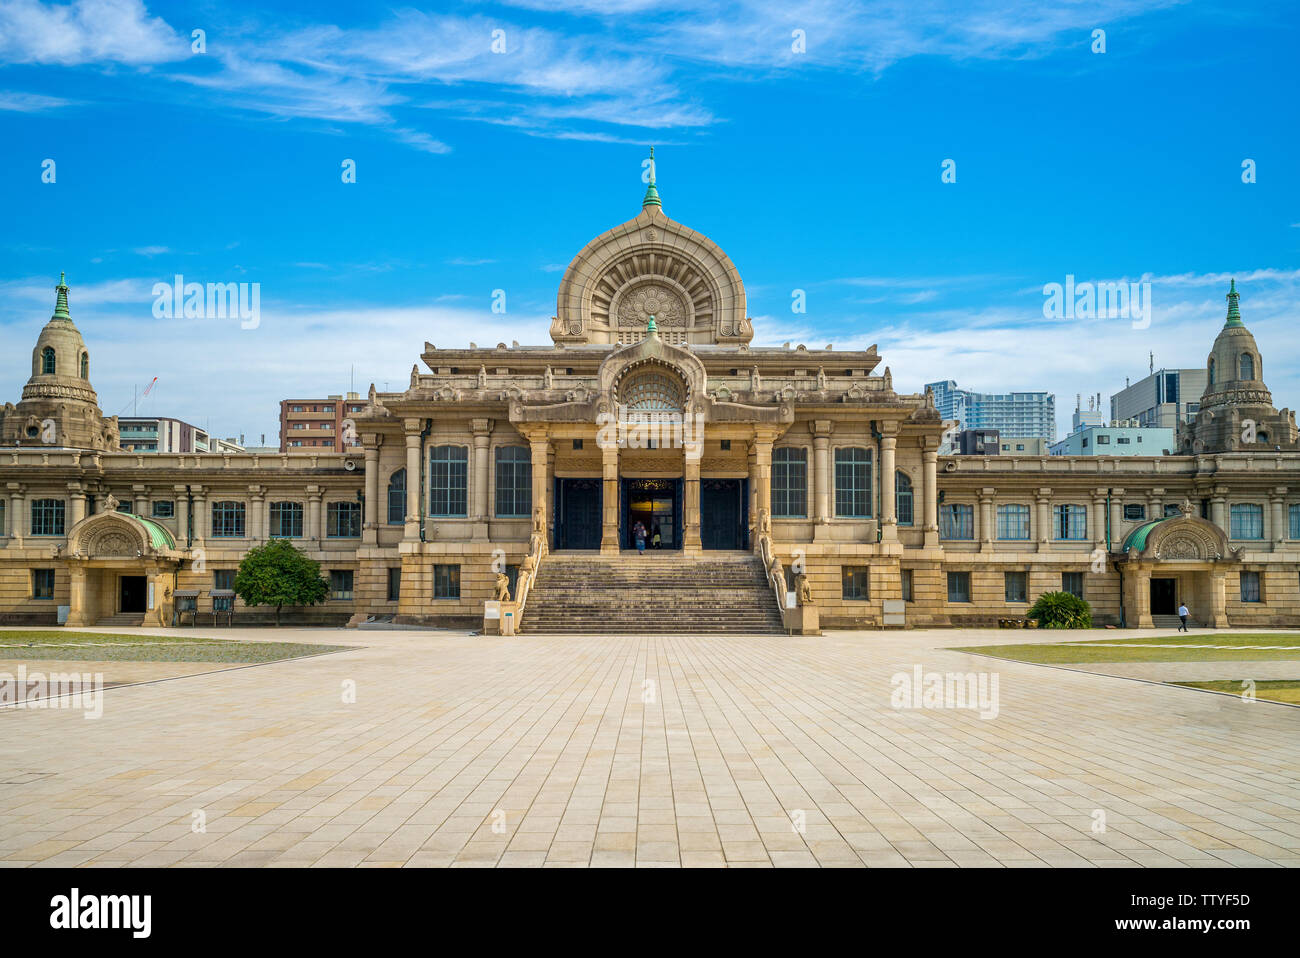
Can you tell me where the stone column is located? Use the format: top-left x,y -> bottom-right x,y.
1269,487 -> 1286,549
922,442 -> 939,549
68,483 -> 87,528
1209,569 -> 1229,627
978,487 -> 993,552
1133,566 -> 1153,628
601,440 -> 619,555
1209,488 -> 1227,534
362,438 -> 380,544
7,485 -> 25,546
307,487 -> 322,543
880,428 -> 898,543
1148,486 -> 1165,523
1089,490 -> 1106,549
1108,488 -> 1125,552
683,450 -> 702,552
470,419 -> 492,539
248,486 -> 264,544
1036,488 -> 1051,552
754,438 -> 773,523
66,565 -> 90,627
190,486 -> 206,547
173,484 -> 190,545
812,420 -> 832,541
133,483 -> 148,517
530,436 -> 551,547
404,420 -> 422,541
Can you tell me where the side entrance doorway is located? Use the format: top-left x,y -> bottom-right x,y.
701,478 -> 749,550
621,478 -> 681,549
119,574 -> 148,614
554,478 -> 602,550
1150,577 -> 1177,615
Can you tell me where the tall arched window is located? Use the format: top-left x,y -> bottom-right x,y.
387,468 -> 406,524
80,352 -> 89,379
1239,352 -> 1255,380
1208,358 -> 1215,385
896,471 -> 913,526
41,346 -> 55,375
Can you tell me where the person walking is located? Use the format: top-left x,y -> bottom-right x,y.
633,520 -> 647,554
651,522 -> 662,549
1177,602 -> 1190,632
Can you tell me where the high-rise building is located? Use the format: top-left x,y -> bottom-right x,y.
279,393 -> 366,452
1110,367 -> 1207,430
926,380 -> 1056,441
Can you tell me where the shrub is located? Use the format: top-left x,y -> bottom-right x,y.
233,539 -> 328,626
1027,590 -> 1092,629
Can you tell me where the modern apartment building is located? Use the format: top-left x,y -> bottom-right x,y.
279,393 -> 367,452
118,416 -> 244,454
1110,368 -> 1207,430
1049,424 -> 1176,456
926,380 -> 1056,442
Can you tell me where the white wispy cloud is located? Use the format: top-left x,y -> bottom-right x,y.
0,88 -> 73,110
0,0 -> 184,65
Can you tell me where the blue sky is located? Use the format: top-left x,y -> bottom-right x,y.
1,0 -> 1298,443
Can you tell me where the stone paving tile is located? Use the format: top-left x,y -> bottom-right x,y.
0,626 -> 1297,868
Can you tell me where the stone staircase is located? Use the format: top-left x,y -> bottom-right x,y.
95,613 -> 144,627
1151,614 -> 1201,630
522,551 -> 784,634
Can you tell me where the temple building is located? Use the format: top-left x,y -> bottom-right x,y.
2,167 -> 1299,632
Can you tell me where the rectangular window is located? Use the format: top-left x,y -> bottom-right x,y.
211,501 -> 245,537
841,566 -> 869,600
900,569 -> 913,602
0,498 -> 6,536
270,501 -> 304,538
1229,504 -> 1263,540
940,503 -> 974,540
327,501 -> 361,538
572,439 -> 583,450
433,564 -> 461,599
1164,503 -> 1182,518
387,567 -> 401,602
151,500 -> 175,519
1123,504 -> 1146,521
494,446 -> 532,518
1061,571 -> 1084,599
30,498 -> 66,536
1239,570 -> 1261,603
833,447 -> 872,518
329,570 -> 353,600
1054,504 -> 1087,540
33,568 -> 55,599
1004,571 -> 1028,603
1291,504 -> 1300,540
1096,435 -> 1110,444
429,446 -> 469,517
771,447 -> 808,518
996,504 -> 1030,540
213,569 -> 235,591
720,440 -> 731,451
947,571 -> 971,603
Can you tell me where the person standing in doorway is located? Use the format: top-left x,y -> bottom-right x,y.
651,522 -> 662,549
1177,602 -> 1190,632
633,520 -> 647,554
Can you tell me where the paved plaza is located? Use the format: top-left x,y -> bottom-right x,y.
1,626 -> 1298,868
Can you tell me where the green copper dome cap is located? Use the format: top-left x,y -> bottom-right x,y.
1224,278 -> 1243,328
642,146 -> 661,210
52,271 -> 71,322
647,314 -> 658,335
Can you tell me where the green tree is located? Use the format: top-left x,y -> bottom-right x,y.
233,539 -> 328,626
1028,590 -> 1093,629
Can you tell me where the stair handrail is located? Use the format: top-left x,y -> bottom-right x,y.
757,533 -> 788,612
512,527 -> 548,624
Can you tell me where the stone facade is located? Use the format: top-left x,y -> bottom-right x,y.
3,179 -> 1300,630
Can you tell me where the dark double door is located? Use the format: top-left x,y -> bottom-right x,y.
621,478 -> 681,550
701,478 -> 748,550
554,478 -> 602,550
1150,577 -> 1177,615
120,575 -> 147,613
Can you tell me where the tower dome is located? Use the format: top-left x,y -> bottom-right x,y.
0,273 -> 119,450
1181,279 -> 1298,452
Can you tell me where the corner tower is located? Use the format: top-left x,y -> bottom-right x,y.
0,273 -> 120,450
1180,279 -> 1298,452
